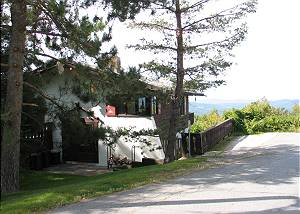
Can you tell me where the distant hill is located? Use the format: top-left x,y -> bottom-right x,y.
189,99 -> 299,115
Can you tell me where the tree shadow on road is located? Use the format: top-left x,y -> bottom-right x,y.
184,143 -> 299,186
56,195 -> 299,214
49,136 -> 300,214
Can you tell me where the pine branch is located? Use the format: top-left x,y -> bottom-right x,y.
128,43 -> 177,52
34,0 -> 68,37
26,30 -> 66,37
21,111 -> 44,127
140,60 -> 176,78
150,1 -> 175,12
29,52 -> 75,70
181,0 -> 211,12
185,31 -> 242,51
30,64 -> 57,74
183,2 -> 251,30
132,22 -> 175,32
32,52 -> 60,61
23,81 -> 64,110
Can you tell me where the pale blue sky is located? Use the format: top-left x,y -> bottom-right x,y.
111,0 -> 300,101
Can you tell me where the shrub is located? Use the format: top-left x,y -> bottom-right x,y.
60,111 -> 106,148
191,109 -> 224,133
292,104 -> 300,118
193,99 -> 299,135
224,99 -> 299,134
224,109 -> 246,133
250,115 -> 298,133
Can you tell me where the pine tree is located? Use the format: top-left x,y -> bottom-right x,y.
128,0 -> 257,161
0,0 -> 152,194
1,0 -> 27,194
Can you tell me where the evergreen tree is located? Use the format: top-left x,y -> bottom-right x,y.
1,0 -> 27,194
0,0 -> 152,194
128,0 -> 257,161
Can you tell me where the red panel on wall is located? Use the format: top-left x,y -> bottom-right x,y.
106,105 -> 116,117
83,117 -> 99,128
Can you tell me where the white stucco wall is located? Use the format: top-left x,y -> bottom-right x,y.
42,72 -> 95,110
41,70 -> 165,165
42,71 -> 104,161
98,116 -> 165,166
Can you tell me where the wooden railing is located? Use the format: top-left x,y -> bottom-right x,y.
200,119 -> 233,153
183,119 -> 234,155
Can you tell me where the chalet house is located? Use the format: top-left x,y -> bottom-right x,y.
95,77 -> 203,166
24,62 -> 202,167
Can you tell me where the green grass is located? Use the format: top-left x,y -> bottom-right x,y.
1,156 -> 207,214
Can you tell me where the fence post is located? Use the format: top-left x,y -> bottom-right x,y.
131,145 -> 136,162
188,120 -> 191,157
200,132 -> 203,154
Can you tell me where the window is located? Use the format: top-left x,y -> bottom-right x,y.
151,96 -> 157,115
138,97 -> 146,114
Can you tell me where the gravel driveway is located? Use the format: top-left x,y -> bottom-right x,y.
48,132 -> 300,214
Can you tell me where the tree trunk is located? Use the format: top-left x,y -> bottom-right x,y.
165,0 -> 184,162
1,0 -> 27,194
165,100 -> 177,162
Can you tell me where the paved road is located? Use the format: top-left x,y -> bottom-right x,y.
49,133 -> 300,214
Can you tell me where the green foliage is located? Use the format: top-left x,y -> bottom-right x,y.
22,89 -> 48,131
101,0 -> 153,21
59,111 -> 106,147
104,126 -> 160,156
0,1 -> 113,73
191,99 -> 299,135
105,66 -> 166,107
249,115 -> 299,133
223,109 -> 247,133
191,109 -> 224,133
2,68 -> 48,131
128,0 -> 257,93
292,104 -> 300,116
224,99 -> 300,134
1,0 -> 157,194
59,109 -> 159,153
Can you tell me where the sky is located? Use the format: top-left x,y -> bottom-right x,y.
110,0 -> 300,101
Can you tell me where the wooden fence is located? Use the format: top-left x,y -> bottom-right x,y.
20,123 -> 53,168
21,123 -> 53,153
183,119 -> 234,155
200,119 -> 234,153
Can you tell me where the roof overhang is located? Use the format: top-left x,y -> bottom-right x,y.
183,92 -> 205,96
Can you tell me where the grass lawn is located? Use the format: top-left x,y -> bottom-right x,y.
1,156 -> 208,214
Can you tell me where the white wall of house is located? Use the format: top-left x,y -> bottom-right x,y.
42,72 -> 95,109
41,70 -> 165,165
98,140 -> 108,167
98,116 -> 165,166
42,71 -> 103,162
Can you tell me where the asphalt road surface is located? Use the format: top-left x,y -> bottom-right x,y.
48,132 -> 300,214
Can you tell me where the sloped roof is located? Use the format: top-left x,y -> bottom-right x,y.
140,77 -> 205,96
140,77 -> 173,91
